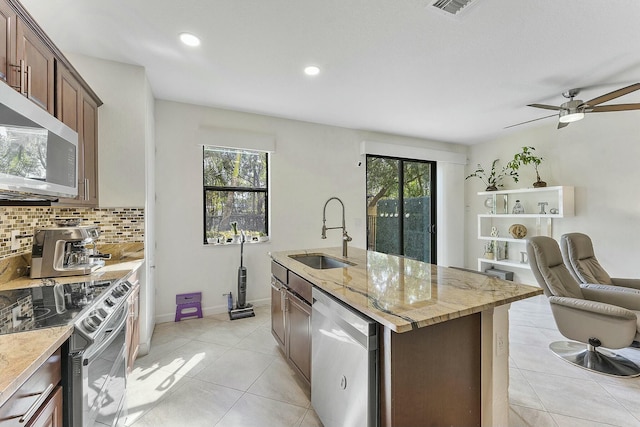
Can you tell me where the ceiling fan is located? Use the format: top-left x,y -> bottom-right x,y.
507,82 -> 640,129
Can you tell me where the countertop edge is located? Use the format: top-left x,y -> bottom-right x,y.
271,247 -> 543,333
0,325 -> 73,407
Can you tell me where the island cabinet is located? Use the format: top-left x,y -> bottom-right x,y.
0,348 -> 62,427
271,247 -> 543,427
270,261 -> 311,383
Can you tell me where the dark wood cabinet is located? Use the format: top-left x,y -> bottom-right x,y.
270,278 -> 286,348
0,1 -> 15,85
15,16 -> 54,113
25,386 -> 62,427
0,348 -> 62,427
286,291 -> 311,382
55,62 -> 100,206
126,279 -> 141,374
270,261 -> 312,384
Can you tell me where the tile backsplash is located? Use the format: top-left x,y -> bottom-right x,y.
0,207 -> 145,259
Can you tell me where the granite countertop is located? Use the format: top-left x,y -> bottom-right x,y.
271,247 -> 542,333
0,259 -> 144,407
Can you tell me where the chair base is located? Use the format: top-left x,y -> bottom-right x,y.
550,341 -> 640,378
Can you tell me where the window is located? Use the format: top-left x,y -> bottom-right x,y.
203,146 -> 268,244
366,155 -> 436,263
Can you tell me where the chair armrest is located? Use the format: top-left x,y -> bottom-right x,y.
580,283 -> 640,311
611,278 -> 640,290
548,296 -> 637,349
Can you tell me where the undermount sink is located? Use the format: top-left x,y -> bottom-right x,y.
289,254 -> 355,269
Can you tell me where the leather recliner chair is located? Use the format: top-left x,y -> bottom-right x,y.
560,232 -> 640,290
526,236 -> 640,377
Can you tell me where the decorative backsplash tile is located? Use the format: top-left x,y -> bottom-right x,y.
0,207 -> 145,260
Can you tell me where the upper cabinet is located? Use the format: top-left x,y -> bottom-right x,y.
0,1 -> 16,85
1,0 -> 102,206
55,62 -> 99,206
15,16 -> 54,113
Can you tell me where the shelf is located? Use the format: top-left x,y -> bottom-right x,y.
478,214 -> 562,219
478,236 -> 527,243
477,186 -> 570,196
478,258 -> 531,270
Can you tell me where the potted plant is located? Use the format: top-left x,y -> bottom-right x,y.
507,146 -> 546,188
206,230 -> 216,244
465,159 -> 518,191
484,241 -> 495,260
230,221 -> 241,243
258,231 -> 269,242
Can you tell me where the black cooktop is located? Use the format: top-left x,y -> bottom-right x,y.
0,280 -> 114,336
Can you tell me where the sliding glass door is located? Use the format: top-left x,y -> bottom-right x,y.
366,155 -> 437,263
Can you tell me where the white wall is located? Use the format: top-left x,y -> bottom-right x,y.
154,100 -> 467,322
464,113 -> 640,284
65,54 -> 147,208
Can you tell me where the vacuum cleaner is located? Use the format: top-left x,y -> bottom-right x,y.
229,232 -> 255,320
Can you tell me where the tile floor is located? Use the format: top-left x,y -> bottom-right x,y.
125,296 -> 640,427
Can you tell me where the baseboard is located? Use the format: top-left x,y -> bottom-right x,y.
154,297 -> 270,324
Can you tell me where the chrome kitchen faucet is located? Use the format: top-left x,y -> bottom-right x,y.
321,197 -> 352,257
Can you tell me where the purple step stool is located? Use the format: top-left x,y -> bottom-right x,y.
175,292 -> 203,322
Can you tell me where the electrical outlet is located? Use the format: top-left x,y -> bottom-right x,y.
10,230 -> 20,251
496,332 -> 506,356
12,306 -> 22,327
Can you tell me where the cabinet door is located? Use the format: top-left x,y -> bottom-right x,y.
16,18 -> 54,113
270,278 -> 286,349
81,92 -> 99,206
0,1 -> 15,84
126,284 -> 140,374
286,291 -> 311,383
55,62 -> 80,131
25,386 -> 62,427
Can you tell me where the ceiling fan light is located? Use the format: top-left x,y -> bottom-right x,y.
558,110 -> 585,123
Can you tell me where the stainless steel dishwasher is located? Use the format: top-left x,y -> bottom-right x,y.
311,287 -> 378,427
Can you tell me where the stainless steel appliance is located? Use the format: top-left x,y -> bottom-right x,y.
30,224 -> 111,279
311,288 -> 379,427
66,279 -> 135,427
0,81 -> 78,200
0,277 -> 135,427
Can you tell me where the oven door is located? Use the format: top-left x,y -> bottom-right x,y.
70,304 -> 128,427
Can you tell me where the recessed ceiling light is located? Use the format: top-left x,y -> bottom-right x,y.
179,32 -> 201,47
304,65 -> 320,76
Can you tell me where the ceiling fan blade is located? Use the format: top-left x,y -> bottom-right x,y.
588,103 -> 640,112
557,121 -> 569,129
527,103 -> 562,111
504,113 -> 557,129
581,83 -> 640,107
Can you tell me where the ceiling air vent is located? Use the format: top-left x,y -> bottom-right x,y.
431,0 -> 477,15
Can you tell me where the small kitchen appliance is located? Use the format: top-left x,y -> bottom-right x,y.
30,222 -> 111,279
229,233 -> 255,320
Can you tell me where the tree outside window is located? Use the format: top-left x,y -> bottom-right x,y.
203,147 -> 268,244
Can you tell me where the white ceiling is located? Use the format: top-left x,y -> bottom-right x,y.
20,0 -> 640,144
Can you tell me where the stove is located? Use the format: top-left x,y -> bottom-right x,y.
0,279 -> 131,344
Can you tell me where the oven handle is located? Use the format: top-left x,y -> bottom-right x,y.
83,307 -> 128,365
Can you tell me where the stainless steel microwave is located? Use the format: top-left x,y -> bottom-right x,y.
0,82 -> 78,199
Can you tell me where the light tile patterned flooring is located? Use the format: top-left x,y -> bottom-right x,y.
125,296 -> 640,427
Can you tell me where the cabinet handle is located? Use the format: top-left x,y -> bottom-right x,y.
84,178 -> 89,200
26,65 -> 32,98
19,383 -> 55,423
9,60 -> 25,92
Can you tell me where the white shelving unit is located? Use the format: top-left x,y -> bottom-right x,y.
476,186 -> 574,274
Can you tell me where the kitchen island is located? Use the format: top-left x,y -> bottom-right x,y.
271,247 -> 542,427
